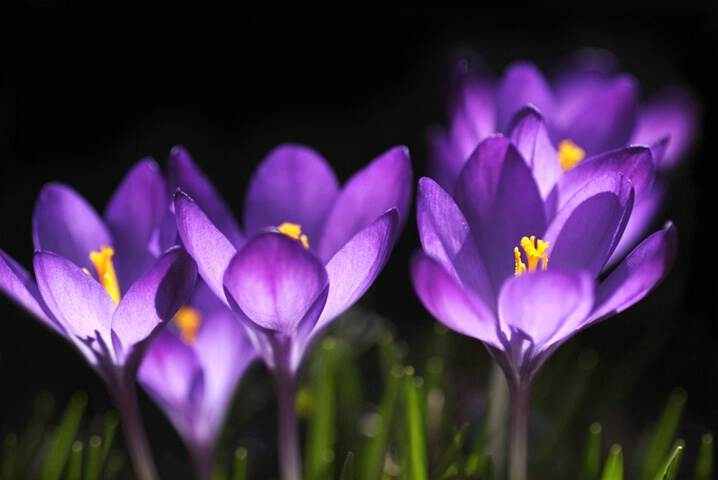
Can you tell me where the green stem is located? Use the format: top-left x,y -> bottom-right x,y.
111,381 -> 158,480
508,378 -> 532,480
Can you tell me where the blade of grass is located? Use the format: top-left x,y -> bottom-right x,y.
231,447 -> 247,480
305,337 -> 337,480
17,391 -> 55,476
41,391 -> 88,480
601,444 -> 624,480
582,422 -> 603,480
653,442 -> 683,480
433,423 -> 468,479
84,435 -> 103,480
2,433 -> 17,480
399,367 -> 428,480
639,388 -> 687,480
339,452 -> 354,480
66,440 -> 83,480
102,410 -> 119,464
693,433 -> 713,480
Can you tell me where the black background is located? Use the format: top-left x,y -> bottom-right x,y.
1,1 -> 716,478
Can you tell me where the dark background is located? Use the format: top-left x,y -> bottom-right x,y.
1,1 -> 716,478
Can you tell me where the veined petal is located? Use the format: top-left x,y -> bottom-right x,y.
496,61 -> 555,134
32,183 -> 112,273
455,136 -> 546,291
0,249 -> 64,334
416,177 -> 493,303
545,172 -> 634,279
175,191 -> 237,303
508,106 -> 563,199
243,144 -> 340,242
315,209 -> 397,333
33,251 -> 114,344
411,252 -> 502,349
318,146 -> 412,262
498,270 -> 593,356
104,159 -> 168,288
630,86 -> 699,170
111,246 -> 197,365
426,126 -> 464,194
168,146 -> 244,247
223,232 -> 329,336
587,222 -> 677,326
550,145 -> 654,216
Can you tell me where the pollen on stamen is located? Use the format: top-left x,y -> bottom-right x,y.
174,306 -> 203,345
514,236 -> 549,276
558,139 -> 585,171
277,222 -> 310,249
86,246 -> 121,305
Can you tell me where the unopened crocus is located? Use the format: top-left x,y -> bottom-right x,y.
0,161 -> 198,480
429,47 -> 697,261
139,280 -> 257,480
411,128 -> 677,480
172,144 -> 412,480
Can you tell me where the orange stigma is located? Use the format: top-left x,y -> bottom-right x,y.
83,246 -> 121,305
558,139 -> 585,171
276,222 -> 310,249
514,236 -> 549,276
174,306 -> 203,345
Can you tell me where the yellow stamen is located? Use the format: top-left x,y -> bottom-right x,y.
84,246 -> 121,305
558,139 -> 585,171
277,222 -> 310,249
514,236 -> 549,276
174,305 -> 203,345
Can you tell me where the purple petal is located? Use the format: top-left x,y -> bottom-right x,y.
318,146 -> 412,261
111,246 -> 197,364
168,146 -> 244,247
554,74 -> 639,154
0,249 -> 64,334
426,126 -> 465,194
416,177 -> 493,304
631,87 -> 699,170
315,209 -> 397,333
496,61 -> 555,134
32,183 -> 112,273
33,251 -> 114,344
175,191 -> 238,303
498,270 -> 594,355
223,232 -> 329,336
550,145 -> 654,216
411,252 -> 502,349
454,136 -> 546,292
587,222 -> 677,326
508,106 -> 563,199
243,144 -> 340,242
545,172 -> 634,279
104,159 -> 168,289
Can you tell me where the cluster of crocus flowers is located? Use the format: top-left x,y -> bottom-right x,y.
428,48 -> 697,261
0,165 -> 198,480
413,66 -> 683,478
170,144 -> 413,480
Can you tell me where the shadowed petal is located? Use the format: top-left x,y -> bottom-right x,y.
496,61 -> 555,133
508,106 -> 563,199
411,252 -> 502,349
223,232 -> 329,336
105,159 -> 167,289
318,146 -> 412,262
587,222 -> 677,326
243,144 -> 340,242
175,191 -> 237,303
631,87 -> 699,170
111,246 -> 197,365
33,251 -> 114,343
33,183 -> 112,273
455,136 -> 546,291
168,146 -> 244,247
498,270 -> 593,355
545,172 -> 634,279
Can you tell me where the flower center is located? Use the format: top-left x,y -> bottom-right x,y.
558,139 -> 585,171
276,222 -> 309,249
83,246 -> 121,305
173,305 -> 203,345
514,236 -> 549,276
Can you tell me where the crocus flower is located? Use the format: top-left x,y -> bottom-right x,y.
0,161 -> 198,480
139,280 -> 257,480
171,144 -> 412,480
428,47 -> 697,261
411,123 -> 677,479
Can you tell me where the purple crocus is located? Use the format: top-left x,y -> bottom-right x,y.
139,280 -> 257,480
411,125 -> 677,479
0,161 -> 198,480
171,144 -> 412,480
428,48 -> 697,261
